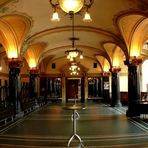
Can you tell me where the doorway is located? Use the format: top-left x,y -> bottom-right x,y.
66,78 -> 81,102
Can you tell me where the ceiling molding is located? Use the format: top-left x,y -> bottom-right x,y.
40,45 -> 105,60
114,10 -> 148,41
114,9 -> 147,26
42,45 -> 101,54
95,53 -> 112,68
0,0 -> 14,6
27,26 -> 119,43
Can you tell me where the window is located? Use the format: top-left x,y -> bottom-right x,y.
142,60 -> 148,92
52,63 -> 56,69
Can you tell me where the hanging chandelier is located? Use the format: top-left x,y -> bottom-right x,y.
69,62 -> 80,75
64,9 -> 84,62
49,0 -> 93,62
65,37 -> 83,61
49,0 -> 93,22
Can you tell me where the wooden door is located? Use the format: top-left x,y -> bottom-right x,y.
66,79 -> 78,100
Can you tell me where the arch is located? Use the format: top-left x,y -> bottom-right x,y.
24,42 -> 46,69
115,11 -> 148,58
130,18 -> 148,56
0,14 -> 32,58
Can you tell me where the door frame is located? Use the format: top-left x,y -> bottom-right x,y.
66,77 -> 83,102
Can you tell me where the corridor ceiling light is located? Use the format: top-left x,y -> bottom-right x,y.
64,11 -> 83,62
70,70 -> 79,75
59,0 -> 84,13
65,45 -> 83,61
49,0 -> 93,22
69,62 -> 80,71
69,62 -> 80,75
49,0 -> 93,61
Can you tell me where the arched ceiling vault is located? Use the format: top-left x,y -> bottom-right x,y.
0,0 -> 147,75
115,11 -> 148,58
0,14 -> 32,58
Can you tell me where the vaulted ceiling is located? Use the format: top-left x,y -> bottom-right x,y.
0,0 -> 147,75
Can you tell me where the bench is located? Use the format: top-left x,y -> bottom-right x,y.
21,101 -> 35,114
37,96 -> 46,106
0,106 -> 14,127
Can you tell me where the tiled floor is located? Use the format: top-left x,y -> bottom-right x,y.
1,103 -> 148,147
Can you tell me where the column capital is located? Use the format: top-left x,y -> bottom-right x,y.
29,68 -> 39,76
124,56 -> 142,66
110,66 -> 121,73
6,58 -> 23,69
101,71 -> 110,77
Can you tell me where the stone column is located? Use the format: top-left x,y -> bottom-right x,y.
8,58 -> 22,114
98,76 -> 103,98
40,76 -> 48,103
110,67 -> 122,107
102,72 -> 110,103
29,69 -> 38,100
124,57 -> 142,117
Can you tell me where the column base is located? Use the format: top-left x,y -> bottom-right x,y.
126,104 -> 140,117
111,101 -> 122,107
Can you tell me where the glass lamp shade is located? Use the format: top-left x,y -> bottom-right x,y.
69,51 -> 79,58
83,12 -> 92,22
59,0 -> 84,13
51,11 -> 60,22
80,54 -> 83,59
66,50 -> 79,61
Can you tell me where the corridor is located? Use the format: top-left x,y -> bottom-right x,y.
0,103 -> 148,148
